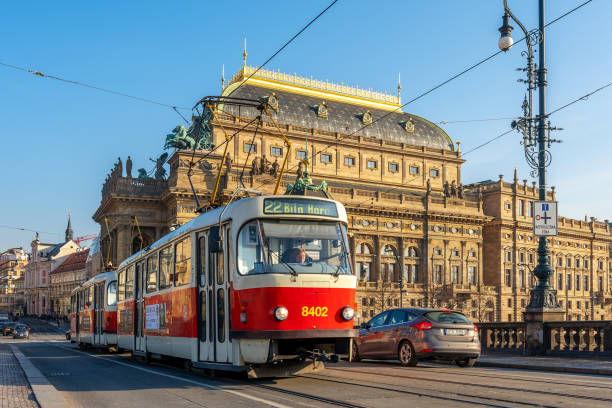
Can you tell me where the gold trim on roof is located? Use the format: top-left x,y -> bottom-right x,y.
226,66 -> 402,110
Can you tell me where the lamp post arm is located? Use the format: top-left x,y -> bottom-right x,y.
503,0 -> 533,59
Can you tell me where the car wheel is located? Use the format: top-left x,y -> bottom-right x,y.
398,341 -> 417,367
351,343 -> 361,362
456,357 -> 476,368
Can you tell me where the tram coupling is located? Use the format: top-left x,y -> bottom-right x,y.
300,348 -> 339,363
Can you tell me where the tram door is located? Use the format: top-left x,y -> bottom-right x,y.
94,283 -> 104,345
198,226 -> 230,363
134,261 -> 146,352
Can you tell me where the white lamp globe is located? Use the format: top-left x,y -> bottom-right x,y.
498,35 -> 514,51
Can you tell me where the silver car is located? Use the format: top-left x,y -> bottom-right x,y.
353,308 -> 480,367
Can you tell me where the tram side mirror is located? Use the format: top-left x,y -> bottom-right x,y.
209,226 -> 222,253
360,323 -> 370,330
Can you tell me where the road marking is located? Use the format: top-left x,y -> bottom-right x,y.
53,344 -> 290,408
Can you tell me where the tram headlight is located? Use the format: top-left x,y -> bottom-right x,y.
341,306 -> 355,321
274,306 -> 289,321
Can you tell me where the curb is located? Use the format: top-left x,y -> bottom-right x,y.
475,360 -> 612,376
10,345 -> 67,408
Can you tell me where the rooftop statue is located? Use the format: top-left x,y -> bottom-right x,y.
164,111 -> 215,151
137,168 -> 152,179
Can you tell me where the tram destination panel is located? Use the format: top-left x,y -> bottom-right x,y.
263,198 -> 338,217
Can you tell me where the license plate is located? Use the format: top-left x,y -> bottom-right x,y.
444,329 -> 466,336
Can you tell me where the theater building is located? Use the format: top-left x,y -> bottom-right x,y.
93,63 -> 610,322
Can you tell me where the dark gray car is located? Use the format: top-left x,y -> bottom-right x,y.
353,308 -> 480,367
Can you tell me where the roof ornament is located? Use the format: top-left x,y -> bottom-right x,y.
242,38 -> 247,70
221,64 -> 225,91
402,117 -> 415,133
398,72 -> 402,104
361,110 -> 373,126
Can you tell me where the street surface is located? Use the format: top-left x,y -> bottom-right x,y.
3,319 -> 612,408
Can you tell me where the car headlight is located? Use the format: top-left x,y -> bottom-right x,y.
274,306 -> 289,321
341,306 -> 355,321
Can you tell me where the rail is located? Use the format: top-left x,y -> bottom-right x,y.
477,322 -> 526,354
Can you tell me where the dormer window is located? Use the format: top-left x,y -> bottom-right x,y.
316,101 -> 328,118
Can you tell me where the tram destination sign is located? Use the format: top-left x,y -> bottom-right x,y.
263,198 -> 338,217
533,200 -> 558,236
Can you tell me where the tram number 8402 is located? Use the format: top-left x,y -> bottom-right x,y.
301,306 -> 328,317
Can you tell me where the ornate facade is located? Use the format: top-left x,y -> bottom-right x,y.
0,248 -> 28,315
93,64 -> 611,322
50,249 -> 89,318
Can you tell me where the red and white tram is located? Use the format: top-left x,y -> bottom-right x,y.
116,195 -> 357,377
70,271 -> 118,349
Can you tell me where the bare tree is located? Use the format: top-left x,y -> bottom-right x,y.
472,291 -> 495,323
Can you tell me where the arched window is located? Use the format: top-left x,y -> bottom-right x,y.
404,246 -> 419,257
355,243 -> 372,255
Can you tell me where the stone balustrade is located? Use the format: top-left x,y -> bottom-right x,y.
102,176 -> 167,198
477,320 -> 612,356
477,322 -> 526,353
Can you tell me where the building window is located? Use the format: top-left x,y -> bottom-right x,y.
575,259 -> 580,268
434,248 -> 442,256
528,201 -> 534,217
568,300 -> 572,309
519,253 -> 525,263
518,270 -> 525,288
599,261 -> 604,270
507,298 -> 512,307
504,203 -> 511,210
557,274 -> 563,290
434,265 -> 442,284
244,143 -> 256,153
577,301 -> 581,309
344,156 -> 355,166
575,275 -> 581,291
529,253 -> 534,264
584,260 -> 589,269
271,147 -> 282,156
321,153 -> 332,163
451,266 -> 459,284
521,299 -> 526,307
468,266 -> 476,285
388,162 -> 399,172
452,250 -> 460,257
566,274 -> 572,291
505,252 -> 512,262
599,276 -> 603,291
518,199 -> 524,216
409,166 -> 419,175
505,269 -> 511,286
367,160 -> 377,169
567,258 -> 571,267
297,150 -> 307,160
584,275 -> 589,292
429,168 -> 440,177
356,262 -> 371,281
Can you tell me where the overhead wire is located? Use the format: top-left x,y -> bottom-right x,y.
249,0 -> 594,195
0,225 -> 63,236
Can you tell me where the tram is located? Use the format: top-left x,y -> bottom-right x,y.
115,195 -> 357,377
70,271 -> 118,349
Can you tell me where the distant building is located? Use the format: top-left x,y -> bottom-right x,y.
50,249 -> 89,318
0,248 -> 28,315
24,216 -> 80,316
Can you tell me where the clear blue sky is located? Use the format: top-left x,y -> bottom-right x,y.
1,0 -> 610,252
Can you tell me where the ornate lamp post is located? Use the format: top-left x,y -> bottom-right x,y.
498,0 -> 563,352
383,245 -> 403,308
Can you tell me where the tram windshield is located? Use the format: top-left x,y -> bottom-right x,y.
237,219 -> 351,275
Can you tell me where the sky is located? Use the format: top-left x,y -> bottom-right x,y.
1,0 -> 610,252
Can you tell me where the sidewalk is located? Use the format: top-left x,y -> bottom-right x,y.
0,344 -> 39,408
477,353 -> 612,375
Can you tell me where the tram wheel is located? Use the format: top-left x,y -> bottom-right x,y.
455,357 -> 476,368
398,341 -> 417,367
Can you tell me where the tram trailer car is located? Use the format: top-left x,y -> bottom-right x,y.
116,195 -> 357,377
70,271 -> 118,349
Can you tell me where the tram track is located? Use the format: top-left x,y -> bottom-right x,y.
323,365 -> 612,405
350,361 -> 612,390
296,372 -> 550,408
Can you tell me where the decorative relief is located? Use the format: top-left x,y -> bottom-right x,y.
361,110 -> 373,126
402,117 -> 416,133
266,93 -> 279,111
450,227 -> 458,233
433,225 -> 442,232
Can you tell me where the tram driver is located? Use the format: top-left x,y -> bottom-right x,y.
281,247 -> 308,264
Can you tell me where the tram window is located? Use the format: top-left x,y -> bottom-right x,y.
107,281 -> 117,306
159,246 -> 173,290
217,252 -> 224,285
147,254 -> 158,292
198,237 -> 206,286
118,270 -> 126,301
126,265 -> 134,299
175,237 -> 191,286
237,219 -> 352,275
88,286 -> 93,308
217,288 -> 225,343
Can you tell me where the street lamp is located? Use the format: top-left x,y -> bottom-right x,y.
497,0 -> 562,314
383,245 -> 403,308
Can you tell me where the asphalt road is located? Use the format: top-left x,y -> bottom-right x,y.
5,321 -> 612,408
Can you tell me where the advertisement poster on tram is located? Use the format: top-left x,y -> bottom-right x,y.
145,303 -> 167,330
